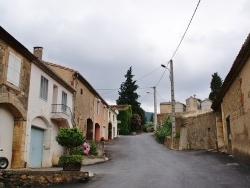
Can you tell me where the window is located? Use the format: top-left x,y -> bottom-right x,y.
96,100 -> 100,115
40,76 -> 48,100
103,107 -> 106,119
80,89 -> 83,95
7,51 -> 21,87
62,91 -> 67,112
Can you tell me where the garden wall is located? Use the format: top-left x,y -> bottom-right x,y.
181,111 -> 217,150
0,170 -> 89,188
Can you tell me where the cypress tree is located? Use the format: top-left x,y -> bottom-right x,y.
209,72 -> 223,101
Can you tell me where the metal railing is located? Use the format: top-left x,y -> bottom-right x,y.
51,104 -> 76,126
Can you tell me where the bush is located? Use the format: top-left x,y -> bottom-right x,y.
89,141 -> 98,156
58,155 -> 83,166
156,116 -> 172,144
56,128 -> 84,153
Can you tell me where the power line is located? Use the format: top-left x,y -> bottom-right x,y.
170,0 -> 201,60
136,67 -> 162,81
153,0 -> 201,88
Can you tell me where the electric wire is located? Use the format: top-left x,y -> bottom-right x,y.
170,0 -> 201,60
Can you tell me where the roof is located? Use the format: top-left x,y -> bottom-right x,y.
212,33 -> 250,110
0,26 -> 36,61
47,62 -> 110,107
0,26 -> 75,93
110,105 -> 132,111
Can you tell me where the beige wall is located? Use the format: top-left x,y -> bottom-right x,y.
221,58 -> 250,164
47,65 -> 96,136
180,112 -> 217,150
0,39 -> 31,168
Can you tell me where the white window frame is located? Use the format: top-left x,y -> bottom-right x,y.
7,51 -> 21,87
39,76 -> 48,101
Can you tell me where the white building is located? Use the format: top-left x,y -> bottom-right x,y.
26,47 -> 75,168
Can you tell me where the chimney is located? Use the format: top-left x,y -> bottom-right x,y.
33,46 -> 43,61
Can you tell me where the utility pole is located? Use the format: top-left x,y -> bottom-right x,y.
153,86 -> 157,131
161,60 -> 176,148
170,60 -> 176,140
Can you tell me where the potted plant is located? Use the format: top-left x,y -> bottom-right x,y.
56,127 -> 84,171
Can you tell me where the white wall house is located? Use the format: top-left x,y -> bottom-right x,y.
108,109 -> 118,139
26,51 -> 75,168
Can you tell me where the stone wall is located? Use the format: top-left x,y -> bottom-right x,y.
0,39 -> 31,169
0,170 -> 89,188
181,111 -> 217,150
220,57 -> 250,164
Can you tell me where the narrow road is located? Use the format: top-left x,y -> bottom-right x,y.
56,133 -> 250,188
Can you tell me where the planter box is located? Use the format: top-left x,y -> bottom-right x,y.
63,163 -> 82,171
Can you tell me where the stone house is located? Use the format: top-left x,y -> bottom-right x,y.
201,98 -> 212,110
212,33 -> 250,164
47,62 -> 117,141
0,26 -> 34,168
0,27 -> 76,169
186,96 -> 201,112
160,101 -> 186,114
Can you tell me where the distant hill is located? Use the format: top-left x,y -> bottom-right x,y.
145,112 -> 153,122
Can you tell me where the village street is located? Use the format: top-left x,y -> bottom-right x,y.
53,133 -> 250,188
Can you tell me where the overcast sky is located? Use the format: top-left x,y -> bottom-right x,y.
1,0 -> 250,112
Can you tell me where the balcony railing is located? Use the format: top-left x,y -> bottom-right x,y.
51,104 -> 76,126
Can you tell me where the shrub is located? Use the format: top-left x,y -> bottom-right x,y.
58,155 -> 83,166
89,141 -> 98,156
56,128 -> 85,168
56,128 -> 84,154
156,116 -> 172,144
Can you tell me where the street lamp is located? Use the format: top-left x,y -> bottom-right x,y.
161,60 -> 176,146
147,86 -> 157,132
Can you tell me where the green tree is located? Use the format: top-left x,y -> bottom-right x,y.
116,67 -> 146,126
209,72 -> 223,101
117,67 -> 140,108
117,106 -> 132,135
130,114 -> 142,133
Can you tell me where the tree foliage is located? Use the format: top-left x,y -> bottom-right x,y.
116,67 -> 146,126
117,67 -> 140,108
56,128 -> 84,151
117,107 -> 132,135
209,72 -> 223,101
130,114 -> 142,133
156,116 -> 172,144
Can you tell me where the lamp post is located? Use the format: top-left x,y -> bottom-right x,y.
161,60 -> 176,146
147,86 -> 157,132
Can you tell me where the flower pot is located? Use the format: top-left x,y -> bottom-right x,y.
63,162 -> 82,171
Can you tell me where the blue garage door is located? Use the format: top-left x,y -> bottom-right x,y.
29,127 -> 44,167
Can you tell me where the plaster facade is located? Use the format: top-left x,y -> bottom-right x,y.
27,62 -> 75,167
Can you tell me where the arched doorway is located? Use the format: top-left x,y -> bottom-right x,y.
0,106 -> 14,168
108,123 -> 112,140
86,118 -> 93,140
95,123 -> 101,141
0,102 -> 27,169
29,117 -> 50,168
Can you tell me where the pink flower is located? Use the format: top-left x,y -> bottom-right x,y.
83,142 -> 91,155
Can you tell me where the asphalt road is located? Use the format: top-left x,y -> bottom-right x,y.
54,133 -> 250,188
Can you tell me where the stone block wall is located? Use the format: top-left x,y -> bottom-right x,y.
0,170 -> 89,188
181,111 -> 217,150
